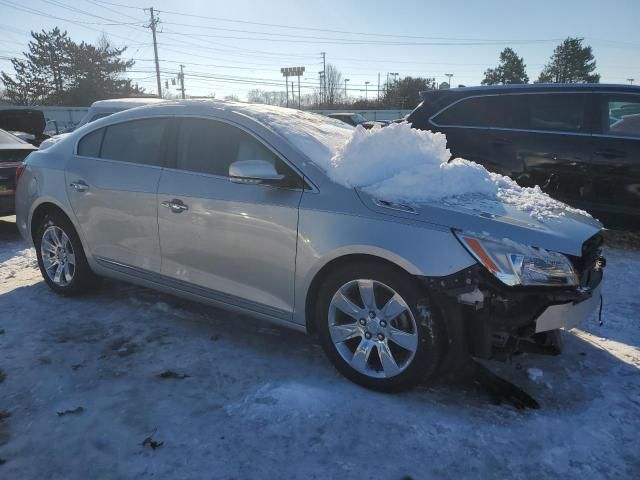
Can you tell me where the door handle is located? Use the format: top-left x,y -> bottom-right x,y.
161,199 -> 189,213
69,181 -> 89,192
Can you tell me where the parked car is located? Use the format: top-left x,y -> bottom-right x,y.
408,83 -> 640,229
39,97 -> 168,149
327,112 -> 386,129
0,129 -> 37,216
16,101 -> 605,392
0,109 -> 50,146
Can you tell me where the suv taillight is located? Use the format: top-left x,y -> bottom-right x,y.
15,163 -> 26,186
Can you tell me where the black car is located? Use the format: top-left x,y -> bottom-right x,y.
0,129 -> 37,216
408,83 -> 640,229
0,108 -> 50,146
327,112 -> 386,129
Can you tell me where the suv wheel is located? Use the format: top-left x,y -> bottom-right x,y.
315,262 -> 445,392
35,213 -> 99,295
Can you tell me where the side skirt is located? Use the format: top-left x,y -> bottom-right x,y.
93,256 -> 307,334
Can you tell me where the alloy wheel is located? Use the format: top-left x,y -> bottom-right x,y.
328,279 -> 419,378
40,225 -> 76,287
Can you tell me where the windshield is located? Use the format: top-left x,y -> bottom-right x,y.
230,103 -> 354,167
351,114 -> 368,124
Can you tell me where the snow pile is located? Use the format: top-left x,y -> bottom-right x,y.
326,123 -> 589,220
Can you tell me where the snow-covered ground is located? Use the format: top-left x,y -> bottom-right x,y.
0,216 -> 638,479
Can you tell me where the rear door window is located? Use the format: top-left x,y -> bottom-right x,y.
603,95 -> 640,138
527,94 -> 588,133
433,95 -> 513,128
100,118 -> 168,166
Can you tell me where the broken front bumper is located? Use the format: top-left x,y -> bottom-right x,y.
535,284 -> 601,333
422,253 -> 604,362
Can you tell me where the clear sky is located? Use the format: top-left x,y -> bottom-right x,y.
0,0 -> 638,101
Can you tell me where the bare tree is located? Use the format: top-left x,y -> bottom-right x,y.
325,63 -> 343,106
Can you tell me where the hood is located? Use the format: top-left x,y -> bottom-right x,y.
0,109 -> 46,137
357,190 -> 601,257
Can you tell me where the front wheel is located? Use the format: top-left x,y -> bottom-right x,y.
315,262 -> 445,392
35,213 -> 99,295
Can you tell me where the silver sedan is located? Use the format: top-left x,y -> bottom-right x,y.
15,100 -> 604,391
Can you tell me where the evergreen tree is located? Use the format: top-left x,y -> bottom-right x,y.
481,48 -> 529,85
536,37 -> 599,83
1,29 -> 141,105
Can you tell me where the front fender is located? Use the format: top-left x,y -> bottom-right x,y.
293,208 -> 477,326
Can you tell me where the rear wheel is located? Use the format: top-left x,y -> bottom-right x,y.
35,213 -> 99,295
315,261 -> 445,392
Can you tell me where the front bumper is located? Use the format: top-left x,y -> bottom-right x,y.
422,243 -> 604,362
535,284 -> 601,333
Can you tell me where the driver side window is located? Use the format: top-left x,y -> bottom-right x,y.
176,118 -> 298,182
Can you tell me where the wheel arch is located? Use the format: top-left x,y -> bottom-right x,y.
30,200 -> 77,244
303,252 -> 422,335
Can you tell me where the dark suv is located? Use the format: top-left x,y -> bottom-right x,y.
408,84 -> 640,229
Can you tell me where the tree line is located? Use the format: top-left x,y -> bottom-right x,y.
1,30 -> 600,109
1,28 -> 142,106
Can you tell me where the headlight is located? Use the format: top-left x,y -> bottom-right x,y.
455,232 -> 578,287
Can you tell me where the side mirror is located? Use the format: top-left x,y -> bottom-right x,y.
229,159 -> 285,185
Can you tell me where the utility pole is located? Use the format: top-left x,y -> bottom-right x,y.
628,78 -> 635,85
178,64 -> 185,99
291,81 -> 295,107
344,78 -> 350,102
365,81 -> 370,101
321,52 -> 326,105
445,73 -> 453,88
377,72 -> 380,103
146,7 -> 162,98
297,75 -> 301,109
285,78 -> 289,107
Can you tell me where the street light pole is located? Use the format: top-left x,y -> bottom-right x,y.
445,73 -> 453,88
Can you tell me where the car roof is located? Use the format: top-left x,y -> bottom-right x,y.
420,83 -> 640,100
89,97 -> 168,110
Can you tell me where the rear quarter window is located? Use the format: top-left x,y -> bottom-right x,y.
77,128 -> 104,157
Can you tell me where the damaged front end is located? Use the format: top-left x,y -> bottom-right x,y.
423,232 -> 605,366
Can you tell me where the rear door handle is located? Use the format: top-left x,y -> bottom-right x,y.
69,180 -> 89,192
161,198 -> 189,213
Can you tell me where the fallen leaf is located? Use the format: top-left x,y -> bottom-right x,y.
158,370 -> 190,380
56,406 -> 84,416
141,434 -> 164,450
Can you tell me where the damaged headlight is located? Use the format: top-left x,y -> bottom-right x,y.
455,232 -> 578,287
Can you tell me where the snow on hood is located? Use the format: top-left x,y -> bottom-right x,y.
322,122 -> 591,222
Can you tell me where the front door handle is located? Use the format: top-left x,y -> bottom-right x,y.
161,199 -> 189,213
69,181 -> 89,192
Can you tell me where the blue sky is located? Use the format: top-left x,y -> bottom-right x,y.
0,0 -> 638,100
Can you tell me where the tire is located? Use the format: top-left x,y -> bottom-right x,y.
34,212 -> 99,296
315,261 -> 445,392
